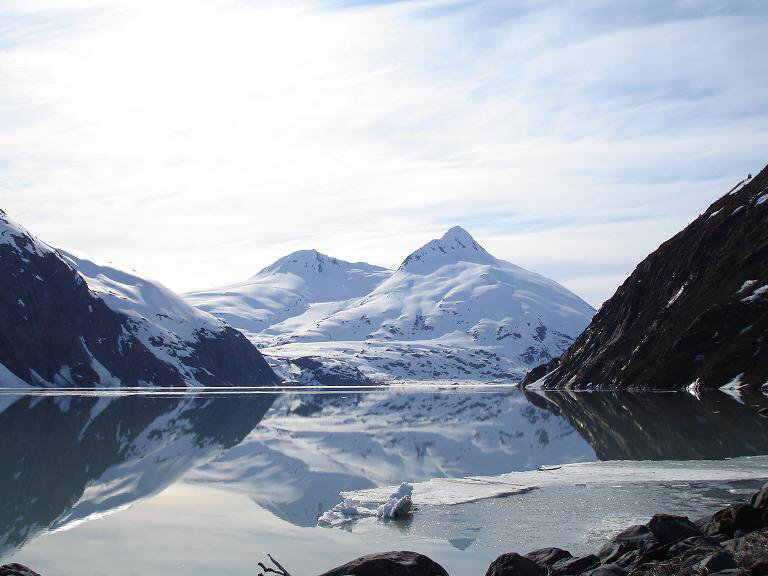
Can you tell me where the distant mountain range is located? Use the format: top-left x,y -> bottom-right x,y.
524,165 -> 768,391
0,209 -> 276,387
5,163 -> 764,390
188,226 -> 595,384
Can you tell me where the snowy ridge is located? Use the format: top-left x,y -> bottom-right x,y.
189,227 -> 595,383
1,208 -> 275,388
0,208 -> 55,258
185,249 -> 391,341
60,251 -> 227,385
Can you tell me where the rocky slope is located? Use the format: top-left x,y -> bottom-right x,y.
0,209 -> 277,387
190,227 -> 595,383
526,167 -> 768,390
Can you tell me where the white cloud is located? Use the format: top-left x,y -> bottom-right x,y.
1,0 -> 766,307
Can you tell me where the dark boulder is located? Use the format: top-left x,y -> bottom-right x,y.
583,566 -> 627,576
597,524 -> 655,563
550,554 -> 600,575
611,550 -> 640,569
525,547 -> 572,568
485,553 -> 545,576
704,508 -> 738,538
648,514 -> 701,543
732,504 -> 765,533
701,552 -> 737,573
750,484 -> 768,509
743,558 -> 768,575
0,566 -> 42,576
318,551 -> 449,576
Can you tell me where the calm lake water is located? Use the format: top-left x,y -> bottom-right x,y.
3,386 -> 768,575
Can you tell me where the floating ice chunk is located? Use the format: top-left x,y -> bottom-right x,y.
377,482 -> 413,518
343,459 -> 768,509
318,482 -> 413,527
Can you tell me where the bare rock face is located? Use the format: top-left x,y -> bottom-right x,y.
530,165 -> 768,390
318,551 -> 449,576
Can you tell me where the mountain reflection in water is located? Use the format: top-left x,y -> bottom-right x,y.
2,386 -> 768,566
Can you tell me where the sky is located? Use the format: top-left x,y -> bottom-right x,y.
1,0 -> 766,308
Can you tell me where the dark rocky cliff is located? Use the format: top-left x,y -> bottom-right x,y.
0,209 -> 277,387
525,166 -> 768,390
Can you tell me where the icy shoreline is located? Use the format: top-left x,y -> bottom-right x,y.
323,457 -> 768,514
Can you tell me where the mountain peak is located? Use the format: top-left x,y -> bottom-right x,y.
257,249 -> 339,276
399,226 -> 495,271
256,249 -> 389,278
441,225 -> 474,240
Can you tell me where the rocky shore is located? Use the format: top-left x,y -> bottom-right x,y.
6,483 -> 768,576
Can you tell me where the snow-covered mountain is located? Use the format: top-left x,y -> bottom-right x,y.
0,208 -> 276,387
188,227 -> 595,383
185,250 -> 392,342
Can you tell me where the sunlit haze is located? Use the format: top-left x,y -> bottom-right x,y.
1,0 -> 766,307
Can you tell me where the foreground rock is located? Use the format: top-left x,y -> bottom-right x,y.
486,482 -> 768,576
524,165 -> 768,390
318,551 -> 449,576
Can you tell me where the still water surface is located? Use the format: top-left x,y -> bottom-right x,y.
3,386 -> 768,575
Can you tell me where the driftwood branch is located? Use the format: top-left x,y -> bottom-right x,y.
258,553 -> 292,576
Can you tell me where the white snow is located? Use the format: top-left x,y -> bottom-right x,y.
667,284 -> 686,307
187,227 -> 595,383
60,250 -> 230,385
743,285 -> 768,303
185,250 -> 391,339
757,193 -> 768,206
739,280 -> 758,294
0,209 -> 55,257
340,458 -> 768,508
719,373 -> 746,404
318,482 -> 413,527
0,362 -> 32,388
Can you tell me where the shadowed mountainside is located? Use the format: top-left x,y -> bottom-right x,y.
526,166 -> 768,390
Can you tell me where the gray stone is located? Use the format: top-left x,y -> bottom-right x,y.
583,566 -> 627,576
525,548 -> 572,568
550,554 -> 600,576
648,514 -> 701,543
485,553 -> 545,576
700,552 -> 736,573
318,551 -> 449,576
